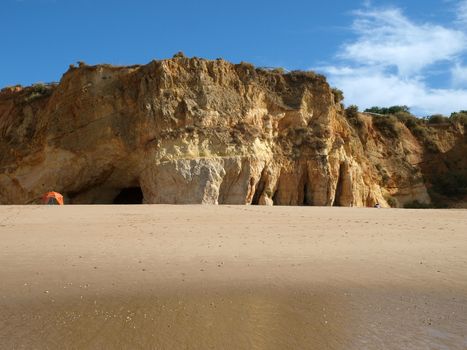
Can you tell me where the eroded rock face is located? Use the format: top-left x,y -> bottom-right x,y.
0,57 -> 465,206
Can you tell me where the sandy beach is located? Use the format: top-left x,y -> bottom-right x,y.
0,205 -> 466,349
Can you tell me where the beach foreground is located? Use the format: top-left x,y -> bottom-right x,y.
0,205 -> 466,349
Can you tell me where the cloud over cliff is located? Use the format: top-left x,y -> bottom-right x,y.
319,3 -> 467,115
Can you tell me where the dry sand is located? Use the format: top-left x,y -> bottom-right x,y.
0,205 -> 466,349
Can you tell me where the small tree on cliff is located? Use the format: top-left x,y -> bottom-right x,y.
364,105 -> 410,115
345,105 -> 363,128
345,105 -> 359,118
450,111 -> 467,125
331,88 -> 344,103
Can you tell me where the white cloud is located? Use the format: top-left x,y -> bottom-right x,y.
319,4 -> 467,115
458,0 -> 467,23
452,62 -> 467,86
344,8 -> 466,76
327,68 -> 467,115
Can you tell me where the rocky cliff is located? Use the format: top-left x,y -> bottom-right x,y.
0,56 -> 465,206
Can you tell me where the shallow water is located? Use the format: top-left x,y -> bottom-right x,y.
1,286 -> 351,349
2,284 -> 466,349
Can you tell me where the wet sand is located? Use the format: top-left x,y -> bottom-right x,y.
0,205 -> 466,349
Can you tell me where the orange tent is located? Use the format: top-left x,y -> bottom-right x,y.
42,192 -> 64,205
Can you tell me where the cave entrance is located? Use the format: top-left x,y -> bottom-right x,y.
252,172 -> 267,205
333,164 -> 346,207
303,182 -> 312,205
113,187 -> 144,204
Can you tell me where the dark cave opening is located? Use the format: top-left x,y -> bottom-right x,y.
303,182 -> 312,205
333,165 -> 345,207
252,174 -> 266,205
113,187 -> 144,204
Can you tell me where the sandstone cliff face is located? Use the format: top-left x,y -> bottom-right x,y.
0,57 -> 465,206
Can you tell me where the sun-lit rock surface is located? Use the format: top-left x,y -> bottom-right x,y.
0,56 -> 465,206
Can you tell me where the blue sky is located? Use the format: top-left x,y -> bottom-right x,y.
2,0 -> 467,115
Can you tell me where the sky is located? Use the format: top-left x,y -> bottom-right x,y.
2,0 -> 467,115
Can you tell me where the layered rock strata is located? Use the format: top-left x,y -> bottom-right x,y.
0,57 -> 464,206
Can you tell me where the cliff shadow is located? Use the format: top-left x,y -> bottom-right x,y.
419,131 -> 467,206
113,187 -> 144,204
68,184 -> 144,204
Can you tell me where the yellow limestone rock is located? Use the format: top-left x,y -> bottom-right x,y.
0,57 -> 465,206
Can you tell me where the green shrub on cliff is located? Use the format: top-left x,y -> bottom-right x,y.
362,106 -> 442,151
331,88 -> 344,103
345,104 -> 359,117
365,105 -> 410,115
450,111 -> 467,125
403,116 -> 422,129
24,83 -> 54,103
373,115 -> 400,138
345,105 -> 363,128
271,67 -> 286,74
427,114 -> 450,124
287,70 -> 327,82
408,124 -> 440,153
237,62 -> 256,74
